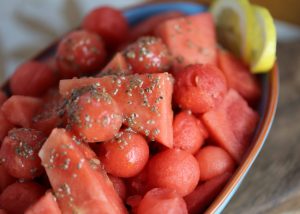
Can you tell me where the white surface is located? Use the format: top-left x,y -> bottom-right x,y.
0,0 -> 299,81
0,0 -> 140,81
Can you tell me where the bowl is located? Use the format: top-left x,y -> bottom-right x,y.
1,2 -> 279,213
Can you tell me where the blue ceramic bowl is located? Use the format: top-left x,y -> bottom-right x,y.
123,2 -> 279,213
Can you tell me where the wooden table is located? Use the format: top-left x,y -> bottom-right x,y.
223,40 -> 300,213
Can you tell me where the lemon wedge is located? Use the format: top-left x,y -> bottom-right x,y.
210,0 -> 255,61
211,0 -> 277,73
250,5 -> 277,73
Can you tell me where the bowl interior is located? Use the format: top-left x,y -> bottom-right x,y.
1,2 -> 278,213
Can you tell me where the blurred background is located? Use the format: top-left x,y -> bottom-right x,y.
0,0 -> 300,213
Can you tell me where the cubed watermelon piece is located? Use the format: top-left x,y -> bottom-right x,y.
218,50 -> 261,104
128,11 -> 184,42
202,89 -> 259,162
184,172 -> 232,214
59,73 -> 174,148
39,128 -> 127,214
32,89 -> 66,135
0,111 -> 14,141
1,96 -> 42,128
25,191 -> 61,214
97,52 -> 131,76
155,13 -> 217,72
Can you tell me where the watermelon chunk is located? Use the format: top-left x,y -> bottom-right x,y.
59,73 -> 174,148
97,52 -> 131,76
1,96 -> 42,128
25,191 -> 61,214
218,50 -> 261,104
32,89 -> 66,135
39,128 -> 127,214
202,89 -> 259,162
155,13 -> 217,72
0,111 -> 14,142
184,172 -> 232,214
128,11 -> 184,42
0,182 -> 46,214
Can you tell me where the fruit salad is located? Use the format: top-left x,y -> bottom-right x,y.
0,1 -> 276,214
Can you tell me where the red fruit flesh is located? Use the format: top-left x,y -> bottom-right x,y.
124,36 -> 172,74
56,30 -> 107,78
0,128 -> 46,179
59,73 -> 174,148
39,129 -> 127,214
25,191 -> 62,214
82,6 -> 129,48
174,64 -> 228,114
202,89 -> 259,162
155,13 -> 217,72
137,188 -> 188,214
0,182 -> 46,214
1,96 -> 42,128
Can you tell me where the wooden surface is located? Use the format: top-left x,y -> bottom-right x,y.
223,39 -> 300,213
196,0 -> 300,26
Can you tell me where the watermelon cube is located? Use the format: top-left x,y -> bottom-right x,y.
202,89 -> 259,162
59,73 -> 174,148
97,52 -> 131,76
155,13 -> 217,72
184,172 -> 232,214
218,50 -> 261,104
32,89 -> 66,135
39,128 -> 127,214
1,96 -> 42,128
128,11 -> 183,42
25,191 -> 61,214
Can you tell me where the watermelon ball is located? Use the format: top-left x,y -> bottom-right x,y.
195,146 -> 235,181
147,149 -> 200,197
0,182 -> 46,214
82,6 -> 129,48
97,130 -> 149,178
124,36 -> 172,74
66,87 -> 122,143
10,61 -> 57,97
0,128 -> 46,179
174,64 -> 228,114
56,30 -> 107,79
173,111 -> 208,154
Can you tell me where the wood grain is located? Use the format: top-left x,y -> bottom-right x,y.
223,39 -> 300,213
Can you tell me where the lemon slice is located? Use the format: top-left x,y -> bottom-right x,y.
250,5 -> 277,73
210,0 -> 255,62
